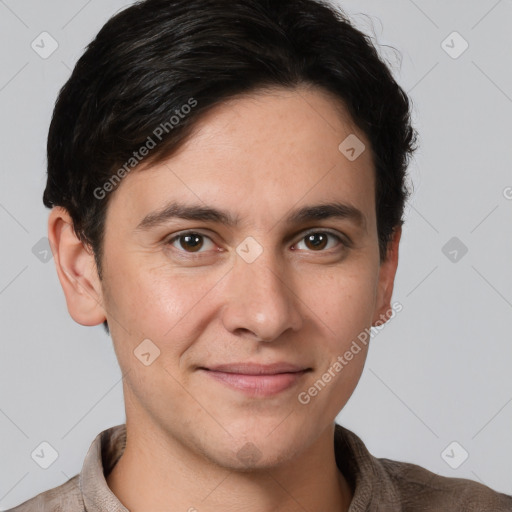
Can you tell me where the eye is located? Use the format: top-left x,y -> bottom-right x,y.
293,230 -> 345,252
167,232 -> 216,253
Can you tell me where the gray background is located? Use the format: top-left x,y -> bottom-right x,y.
1,0 -> 511,508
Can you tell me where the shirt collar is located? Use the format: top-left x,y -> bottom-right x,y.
79,424 -> 129,512
334,423 -> 403,511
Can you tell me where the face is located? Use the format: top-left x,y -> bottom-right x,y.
53,85 -> 400,470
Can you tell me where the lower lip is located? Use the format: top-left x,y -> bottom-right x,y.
200,369 -> 308,396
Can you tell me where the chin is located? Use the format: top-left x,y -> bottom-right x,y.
217,441 -> 301,472
201,419 -> 314,470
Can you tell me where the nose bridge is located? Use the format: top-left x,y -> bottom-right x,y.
222,246 -> 302,340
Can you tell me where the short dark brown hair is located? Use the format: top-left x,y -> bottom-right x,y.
43,0 -> 418,333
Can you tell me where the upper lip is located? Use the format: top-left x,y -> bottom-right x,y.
200,362 -> 311,375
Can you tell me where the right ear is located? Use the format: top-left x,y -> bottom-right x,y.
47,207 -> 107,326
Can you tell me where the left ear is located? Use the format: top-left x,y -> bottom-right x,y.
372,225 -> 401,326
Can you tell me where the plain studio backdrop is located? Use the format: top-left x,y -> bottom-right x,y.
1,0 -> 511,508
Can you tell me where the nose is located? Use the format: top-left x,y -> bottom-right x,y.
221,251 -> 303,342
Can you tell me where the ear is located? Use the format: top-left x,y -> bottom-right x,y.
48,207 -> 107,326
372,225 -> 401,326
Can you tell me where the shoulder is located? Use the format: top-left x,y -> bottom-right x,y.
334,424 -> 511,511
378,456 -> 512,511
5,474 -> 83,512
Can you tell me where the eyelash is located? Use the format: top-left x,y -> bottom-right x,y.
166,229 -> 349,256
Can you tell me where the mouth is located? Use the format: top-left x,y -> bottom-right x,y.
197,362 -> 312,397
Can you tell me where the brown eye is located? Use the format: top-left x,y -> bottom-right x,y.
304,233 -> 328,250
294,231 -> 343,252
179,233 -> 203,252
168,232 -> 215,253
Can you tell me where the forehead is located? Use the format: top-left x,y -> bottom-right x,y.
106,85 -> 376,231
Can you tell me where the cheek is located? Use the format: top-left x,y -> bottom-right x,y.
311,346 -> 369,421
104,251 -> 217,332
296,271 -> 373,420
102,254 -> 229,373
296,261 -> 378,340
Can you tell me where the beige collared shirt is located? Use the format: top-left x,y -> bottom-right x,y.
7,423 -> 512,511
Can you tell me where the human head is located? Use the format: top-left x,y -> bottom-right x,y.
45,0 -> 417,476
43,0 -> 417,335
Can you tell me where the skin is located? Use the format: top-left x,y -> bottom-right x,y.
48,84 -> 401,512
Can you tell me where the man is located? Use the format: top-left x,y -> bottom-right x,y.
8,0 -> 512,510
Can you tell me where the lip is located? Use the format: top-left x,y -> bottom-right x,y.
204,362 -> 309,374
198,362 -> 312,397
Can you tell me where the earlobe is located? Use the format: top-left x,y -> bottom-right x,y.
372,226 -> 401,326
48,207 -> 107,326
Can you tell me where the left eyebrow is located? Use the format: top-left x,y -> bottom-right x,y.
284,202 -> 366,231
134,200 -> 366,232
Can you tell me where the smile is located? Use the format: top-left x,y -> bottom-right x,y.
198,365 -> 311,397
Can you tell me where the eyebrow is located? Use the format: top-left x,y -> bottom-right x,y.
134,200 -> 366,232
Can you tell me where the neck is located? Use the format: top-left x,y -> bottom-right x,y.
106,420 -> 353,512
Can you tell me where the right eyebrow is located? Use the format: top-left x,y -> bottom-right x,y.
134,201 -> 239,232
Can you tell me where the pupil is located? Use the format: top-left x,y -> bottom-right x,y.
307,233 -> 327,250
181,234 -> 203,252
